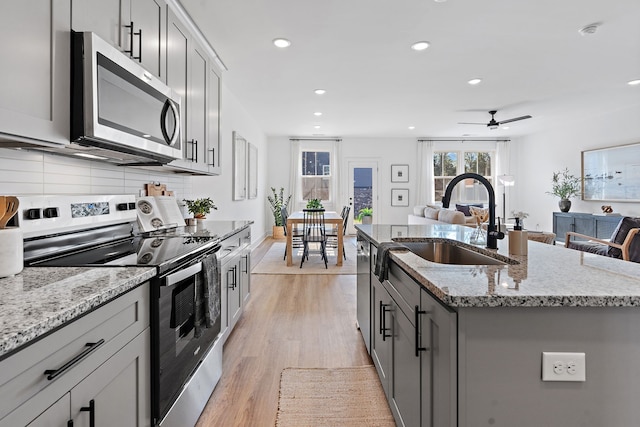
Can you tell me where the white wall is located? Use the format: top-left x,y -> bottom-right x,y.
191,84 -> 268,241
511,104 -> 640,232
266,137 -> 512,225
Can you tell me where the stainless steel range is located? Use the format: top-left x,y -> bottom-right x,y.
17,195 -> 223,427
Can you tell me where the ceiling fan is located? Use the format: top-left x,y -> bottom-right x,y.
459,110 -> 532,129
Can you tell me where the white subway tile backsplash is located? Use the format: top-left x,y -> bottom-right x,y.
0,149 -> 192,196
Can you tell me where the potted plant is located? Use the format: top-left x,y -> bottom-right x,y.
267,187 -> 291,238
358,207 -> 373,224
306,198 -> 323,209
547,168 -> 581,212
183,197 -> 217,219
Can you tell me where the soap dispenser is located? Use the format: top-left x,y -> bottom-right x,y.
509,217 -> 528,256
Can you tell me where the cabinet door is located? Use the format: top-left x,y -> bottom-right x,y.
226,259 -> 242,332
71,0 -> 122,47
71,328 -> 151,427
421,289 -> 457,427
240,250 -> 251,305
390,307 -> 420,427
371,279 -> 392,399
553,213 -> 574,242
574,215 -> 595,237
0,0 -> 70,146
124,0 -> 165,79
165,9 -> 189,165
207,64 -> 221,174
25,394 -> 70,427
187,40 -> 208,168
356,234 -> 371,353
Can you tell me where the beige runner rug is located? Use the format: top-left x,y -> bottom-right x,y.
275,366 -> 395,427
252,237 -> 356,275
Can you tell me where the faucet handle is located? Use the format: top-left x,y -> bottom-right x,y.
491,217 -> 505,240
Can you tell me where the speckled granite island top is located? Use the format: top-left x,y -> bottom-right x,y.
357,223 -> 640,308
0,267 -> 156,359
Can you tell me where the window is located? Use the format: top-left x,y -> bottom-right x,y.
433,151 -> 494,203
301,150 -> 331,201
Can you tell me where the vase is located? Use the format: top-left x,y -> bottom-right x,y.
558,199 -> 571,213
362,216 -> 373,225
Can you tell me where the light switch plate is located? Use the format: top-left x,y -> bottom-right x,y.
542,352 -> 586,382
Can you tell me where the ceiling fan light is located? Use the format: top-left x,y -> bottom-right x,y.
489,124 -> 499,130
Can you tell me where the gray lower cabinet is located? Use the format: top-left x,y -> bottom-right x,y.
356,233 -> 371,353
0,283 -> 150,427
0,0 -> 70,146
369,258 -> 457,427
219,227 -> 251,343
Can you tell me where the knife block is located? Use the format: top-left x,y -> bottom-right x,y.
0,227 -> 23,278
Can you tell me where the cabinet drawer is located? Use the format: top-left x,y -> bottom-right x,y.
385,261 -> 421,321
0,282 -> 149,422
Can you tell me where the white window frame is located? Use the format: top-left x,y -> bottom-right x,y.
433,150 -> 495,204
295,141 -> 338,207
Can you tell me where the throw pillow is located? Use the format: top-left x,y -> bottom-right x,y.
423,207 -> 439,220
607,217 -> 640,260
455,203 -> 483,217
413,205 -> 427,217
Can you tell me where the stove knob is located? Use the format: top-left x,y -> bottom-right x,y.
43,207 -> 59,218
26,208 -> 41,220
116,203 -> 128,211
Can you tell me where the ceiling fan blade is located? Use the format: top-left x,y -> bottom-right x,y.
497,115 -> 532,125
458,122 -> 486,125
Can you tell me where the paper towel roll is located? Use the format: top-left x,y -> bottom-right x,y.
0,228 -> 23,278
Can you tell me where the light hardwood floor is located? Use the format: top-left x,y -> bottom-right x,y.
195,238 -> 372,426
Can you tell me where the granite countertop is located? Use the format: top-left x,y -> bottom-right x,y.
0,266 -> 156,359
357,224 -> 640,308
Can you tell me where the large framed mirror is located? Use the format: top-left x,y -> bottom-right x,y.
248,143 -> 258,199
233,131 -> 247,200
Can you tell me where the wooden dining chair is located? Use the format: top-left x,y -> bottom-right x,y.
281,207 -> 304,261
327,206 -> 350,259
300,208 -> 328,268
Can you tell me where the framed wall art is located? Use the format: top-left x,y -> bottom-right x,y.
391,188 -> 409,207
582,142 -> 640,202
248,143 -> 258,199
391,164 -> 409,182
233,131 -> 247,200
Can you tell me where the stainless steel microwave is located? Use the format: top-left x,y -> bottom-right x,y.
70,31 -> 182,164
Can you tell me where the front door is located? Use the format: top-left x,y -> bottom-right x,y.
347,161 -> 378,234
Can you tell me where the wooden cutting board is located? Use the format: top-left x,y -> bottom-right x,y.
146,183 -> 166,196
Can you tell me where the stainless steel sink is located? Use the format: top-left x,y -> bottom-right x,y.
398,241 -> 507,265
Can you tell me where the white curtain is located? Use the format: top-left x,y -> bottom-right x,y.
416,140 -> 435,205
288,139 -> 301,211
495,140 -> 512,219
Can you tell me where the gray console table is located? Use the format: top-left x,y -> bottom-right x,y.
552,212 -> 622,243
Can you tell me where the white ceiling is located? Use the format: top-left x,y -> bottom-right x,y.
180,0 -> 640,139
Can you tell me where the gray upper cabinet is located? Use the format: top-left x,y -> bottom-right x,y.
125,0 -> 166,80
163,6 -> 222,175
72,0 -> 165,81
0,0 -> 71,146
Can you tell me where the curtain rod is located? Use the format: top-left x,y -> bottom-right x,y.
289,137 -> 342,142
417,138 -> 510,142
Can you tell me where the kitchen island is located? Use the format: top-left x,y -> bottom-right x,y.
357,223 -> 640,427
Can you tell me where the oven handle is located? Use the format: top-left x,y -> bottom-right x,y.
164,262 -> 202,287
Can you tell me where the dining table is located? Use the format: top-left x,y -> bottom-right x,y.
286,210 -> 344,266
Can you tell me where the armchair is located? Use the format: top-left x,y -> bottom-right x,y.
565,216 -> 640,262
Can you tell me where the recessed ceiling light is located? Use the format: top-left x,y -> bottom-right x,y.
468,78 -> 482,85
314,125 -> 321,129
501,126 -> 510,130
314,112 -> 322,116
434,0 -> 447,2
273,38 -> 291,48
408,126 -> 415,130
628,79 -> 640,86
314,89 -> 326,95
410,41 -> 430,51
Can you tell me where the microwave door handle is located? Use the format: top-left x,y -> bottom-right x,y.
160,99 -> 180,147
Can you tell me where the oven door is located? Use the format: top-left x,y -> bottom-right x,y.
153,253 -> 221,423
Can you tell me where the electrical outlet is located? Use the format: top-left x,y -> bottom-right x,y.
542,352 -> 586,382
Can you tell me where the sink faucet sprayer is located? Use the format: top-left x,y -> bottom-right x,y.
441,173 -> 505,249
